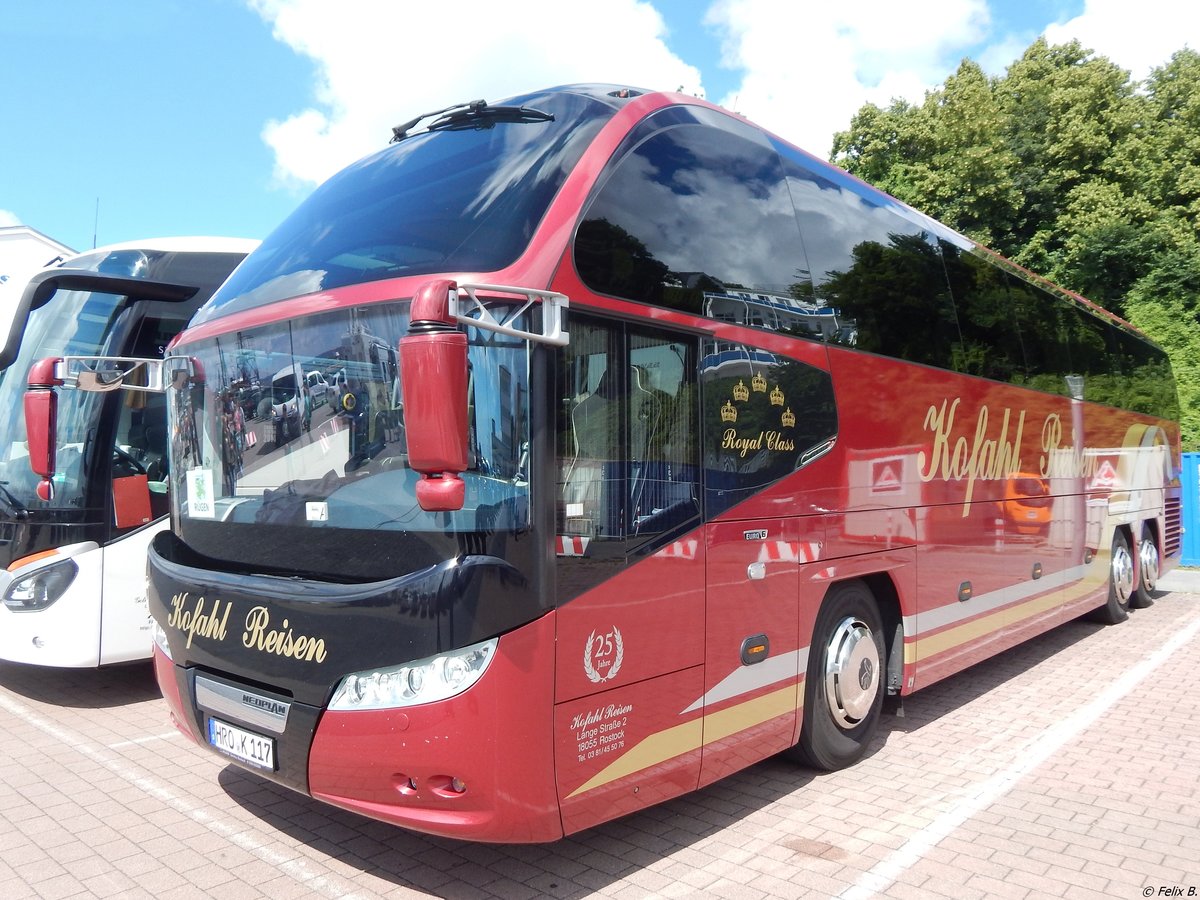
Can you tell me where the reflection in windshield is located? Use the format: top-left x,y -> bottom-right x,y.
170,301 -> 531,578
195,90 -> 614,324
0,287 -> 133,509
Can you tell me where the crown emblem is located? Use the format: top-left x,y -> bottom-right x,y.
721,400 -> 738,423
751,372 -> 767,393
732,380 -> 749,402
781,406 -> 796,428
770,384 -> 785,406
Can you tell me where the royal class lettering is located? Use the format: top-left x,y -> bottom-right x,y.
242,606 -> 328,663
918,398 -> 1025,514
721,429 -> 796,458
168,592 -> 231,649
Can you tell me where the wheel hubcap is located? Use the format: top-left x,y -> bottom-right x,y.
1139,536 -> 1159,592
1111,540 -> 1134,604
823,617 -> 880,729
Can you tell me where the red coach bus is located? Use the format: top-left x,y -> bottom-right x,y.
24,86 -> 1180,841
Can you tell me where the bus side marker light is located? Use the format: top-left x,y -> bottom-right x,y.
741,634 -> 770,665
957,582 -> 973,603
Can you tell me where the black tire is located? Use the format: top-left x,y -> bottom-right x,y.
791,580 -> 885,771
1089,529 -> 1133,625
1131,523 -> 1159,609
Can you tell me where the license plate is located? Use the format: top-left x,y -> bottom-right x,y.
208,717 -> 275,770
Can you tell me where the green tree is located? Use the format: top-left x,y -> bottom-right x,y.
832,40 -> 1200,450
832,60 -> 1022,247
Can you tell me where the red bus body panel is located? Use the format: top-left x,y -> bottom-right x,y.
307,614 -> 561,842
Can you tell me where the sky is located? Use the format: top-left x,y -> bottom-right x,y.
2,0 -> 1198,256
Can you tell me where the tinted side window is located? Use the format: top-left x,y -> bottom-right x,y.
940,245 -> 1028,383
776,148 -> 960,369
702,342 -> 837,518
1102,326 -> 1180,418
1002,274 -> 1072,397
575,112 -> 808,318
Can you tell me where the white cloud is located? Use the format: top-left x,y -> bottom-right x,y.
703,0 -> 990,157
1044,0 -> 1200,80
248,0 -> 702,186
0,210 -> 20,227
249,0 -> 1200,190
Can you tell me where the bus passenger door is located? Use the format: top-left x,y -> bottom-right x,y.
699,517 -> 800,788
100,326 -> 177,665
552,317 -> 707,835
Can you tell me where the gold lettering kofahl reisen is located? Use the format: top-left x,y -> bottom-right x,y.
167,592 -> 231,649
918,398 -> 1026,515
166,592 -> 327,662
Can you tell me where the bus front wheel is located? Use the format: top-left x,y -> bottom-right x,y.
792,580 -> 885,771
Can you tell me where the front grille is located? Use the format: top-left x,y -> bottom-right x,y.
195,674 -> 291,734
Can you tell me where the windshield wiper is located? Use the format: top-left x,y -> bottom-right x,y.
390,99 -> 554,143
0,481 -> 30,520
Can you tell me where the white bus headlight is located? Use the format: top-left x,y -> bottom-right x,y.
329,638 -> 497,710
3,559 -> 78,611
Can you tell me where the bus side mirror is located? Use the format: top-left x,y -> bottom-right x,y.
399,279 -> 468,512
24,357 -> 63,502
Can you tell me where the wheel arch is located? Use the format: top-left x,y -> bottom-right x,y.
820,572 -> 905,697
860,572 -> 904,697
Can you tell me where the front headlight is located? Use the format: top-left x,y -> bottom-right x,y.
3,559 -> 79,611
150,615 -> 172,660
328,637 -> 497,710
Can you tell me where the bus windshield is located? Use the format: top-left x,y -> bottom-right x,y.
169,300 -> 532,583
0,248 -> 166,510
193,89 -> 617,324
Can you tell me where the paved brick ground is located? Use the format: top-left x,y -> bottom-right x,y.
1,579 -> 1198,899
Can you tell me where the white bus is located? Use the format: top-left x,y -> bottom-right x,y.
0,238 -> 254,666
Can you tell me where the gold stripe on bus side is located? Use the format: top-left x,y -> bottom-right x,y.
904,567 -> 1108,664
565,684 -> 798,799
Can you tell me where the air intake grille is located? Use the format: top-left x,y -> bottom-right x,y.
1165,496 -> 1182,557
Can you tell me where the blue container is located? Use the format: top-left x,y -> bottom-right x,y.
1183,452 -> 1200,566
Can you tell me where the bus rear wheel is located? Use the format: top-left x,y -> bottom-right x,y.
1091,529 -> 1133,625
791,580 -> 885,771
1131,524 -> 1159,609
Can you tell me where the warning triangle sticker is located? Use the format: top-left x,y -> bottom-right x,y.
872,461 -> 902,492
1091,459 -> 1118,490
